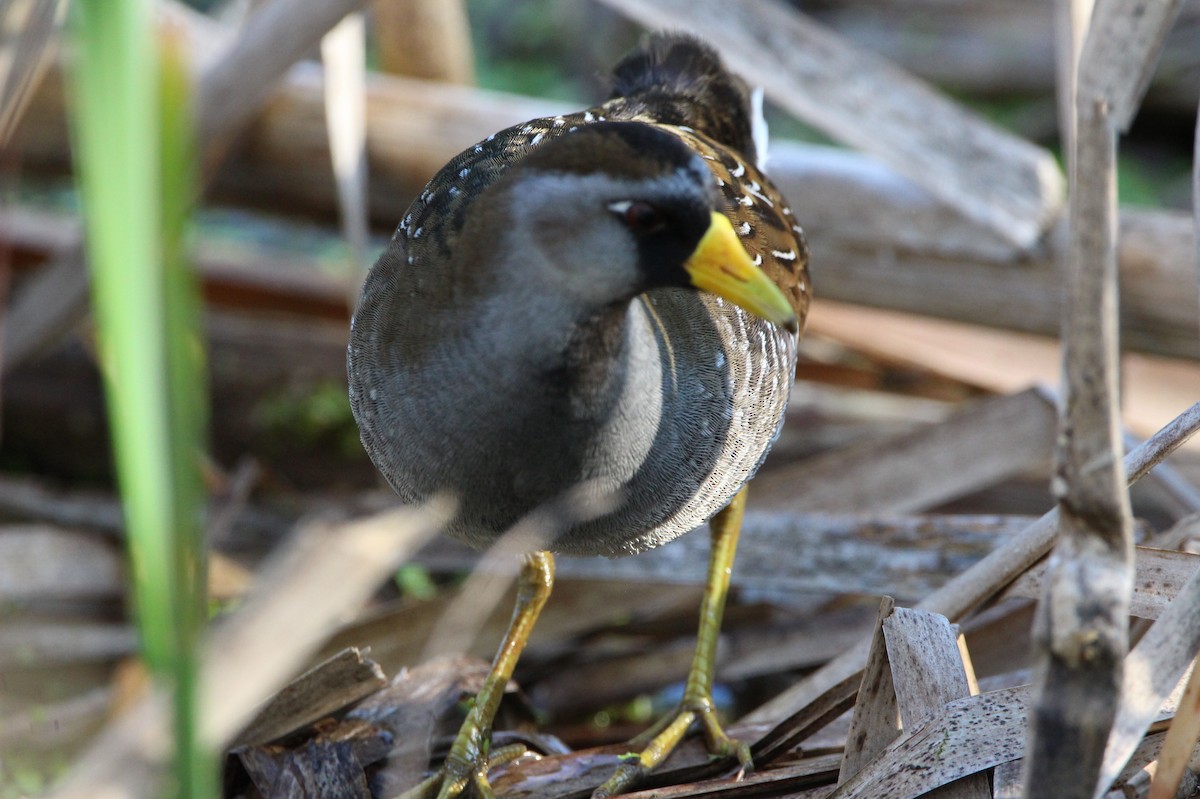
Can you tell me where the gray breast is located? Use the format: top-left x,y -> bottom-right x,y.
349,272 -> 795,558
551,288 -> 796,557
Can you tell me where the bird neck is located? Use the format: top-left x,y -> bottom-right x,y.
472,286 -> 656,421
542,301 -> 634,413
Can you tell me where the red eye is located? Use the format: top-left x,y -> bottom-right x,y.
611,200 -> 667,234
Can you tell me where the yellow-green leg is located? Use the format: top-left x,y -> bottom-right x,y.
593,487 -> 752,799
402,550 -> 555,799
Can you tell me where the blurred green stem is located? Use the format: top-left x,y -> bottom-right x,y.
71,2 -> 211,796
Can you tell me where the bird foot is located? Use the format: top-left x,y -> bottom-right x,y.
592,699 -> 752,798
400,742 -> 527,799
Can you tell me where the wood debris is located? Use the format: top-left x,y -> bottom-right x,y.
1,0 -> 1199,798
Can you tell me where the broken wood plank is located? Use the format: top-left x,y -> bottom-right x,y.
750,388 -> 1056,514
882,608 -> 990,799
233,647 -> 386,748
798,209 -> 1200,363
832,686 -> 1029,799
1001,546 -> 1200,621
769,141 -> 1017,260
743,401 -> 1200,727
838,598 -> 898,784
594,0 -> 1064,248
884,609 -> 978,731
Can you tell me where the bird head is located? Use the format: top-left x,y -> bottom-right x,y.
490,122 -> 798,332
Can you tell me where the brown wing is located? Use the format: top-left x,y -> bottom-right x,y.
668,126 -> 811,326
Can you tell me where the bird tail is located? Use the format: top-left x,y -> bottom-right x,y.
609,32 -> 762,165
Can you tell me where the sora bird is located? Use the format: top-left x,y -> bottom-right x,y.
348,32 -> 810,799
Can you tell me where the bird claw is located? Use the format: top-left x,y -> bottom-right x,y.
698,709 -> 752,772
591,701 -> 752,798
400,743 -> 527,799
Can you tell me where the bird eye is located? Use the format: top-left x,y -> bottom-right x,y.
609,200 -> 667,235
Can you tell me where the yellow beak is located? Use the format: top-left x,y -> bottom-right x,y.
683,212 -> 798,332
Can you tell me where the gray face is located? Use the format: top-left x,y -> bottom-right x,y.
496,165 -> 715,313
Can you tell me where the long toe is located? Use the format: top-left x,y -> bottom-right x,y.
592,699 -> 751,798
402,743 -> 527,799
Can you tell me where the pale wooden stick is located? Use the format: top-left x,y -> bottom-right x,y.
1099,554 -> 1200,792
196,0 -> 370,158
371,0 -> 474,84
1148,661 -> 1200,799
1053,0 -> 1094,155
1075,0 -> 1186,131
0,0 -> 66,145
320,12 -> 371,295
1023,79 -> 1130,799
